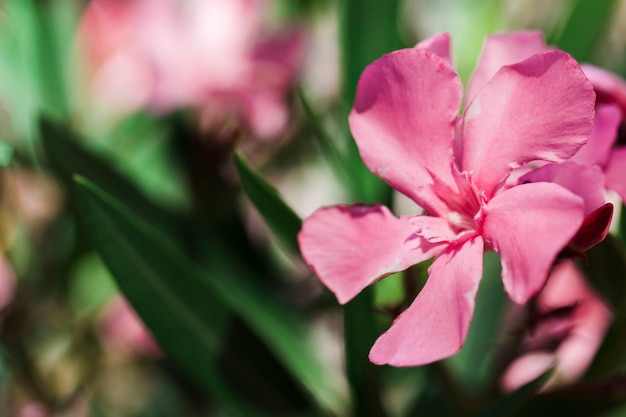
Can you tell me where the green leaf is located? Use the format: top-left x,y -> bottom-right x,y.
339,0 -> 403,105
235,153 -> 302,255
548,0 -> 617,63
583,234 -> 626,379
40,117 -> 182,240
0,140 -> 13,167
74,176 -> 342,415
447,252 -> 508,390
344,289 -> 386,417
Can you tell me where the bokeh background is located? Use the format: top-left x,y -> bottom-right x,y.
0,0 -> 626,416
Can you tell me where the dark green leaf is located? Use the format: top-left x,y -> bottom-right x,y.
74,176 -> 341,415
235,153 -> 302,255
73,175 -> 258,416
344,289 -> 386,417
40,117 -> 182,241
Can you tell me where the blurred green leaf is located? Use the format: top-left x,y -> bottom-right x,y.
333,0 -> 401,204
74,175 -> 253,416
548,0 -> 617,63
40,117 -> 182,241
74,176 -> 341,416
583,234 -> 626,379
2,0 -> 74,122
344,289 -> 386,417
93,112 -> 191,212
235,153 -> 302,255
473,369 -> 551,417
299,90 -> 355,192
339,0 -> 403,105
0,141 -> 13,167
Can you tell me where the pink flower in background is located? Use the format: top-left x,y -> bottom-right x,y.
96,296 -> 161,358
78,0 -> 305,139
501,260 -> 612,391
299,32 -> 596,366
572,65 -> 626,202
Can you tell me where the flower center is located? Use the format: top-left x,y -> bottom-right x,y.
446,210 -> 478,233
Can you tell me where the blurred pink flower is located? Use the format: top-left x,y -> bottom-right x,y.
96,296 -> 161,358
17,402 -> 49,417
78,0 -> 305,139
299,31 -> 596,367
501,260 -> 612,391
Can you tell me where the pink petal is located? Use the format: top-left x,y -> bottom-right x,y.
605,147 -> 626,203
466,30 -> 551,107
482,183 -> 585,304
501,352 -> 554,392
502,260 -> 612,392
546,262 -> 611,384
519,162 -> 606,216
298,204 -> 444,304
369,236 -> 484,366
251,27 -> 306,87
462,50 -> 596,196
349,48 -> 463,215
572,104 -> 621,166
582,64 -> 626,113
415,33 -> 453,68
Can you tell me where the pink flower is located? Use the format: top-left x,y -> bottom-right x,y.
298,32 -> 596,366
571,65 -> 626,203
78,0 -> 305,139
501,260 -> 612,391
96,296 -> 161,358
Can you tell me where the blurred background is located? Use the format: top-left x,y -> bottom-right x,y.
0,0 -> 626,416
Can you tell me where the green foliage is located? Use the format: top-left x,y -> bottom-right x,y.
235,153 -> 302,255
74,176 -> 341,416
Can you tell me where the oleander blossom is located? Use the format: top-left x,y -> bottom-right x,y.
501,260 -> 612,391
298,31 -> 596,366
573,65 -> 626,203
77,0 -> 305,139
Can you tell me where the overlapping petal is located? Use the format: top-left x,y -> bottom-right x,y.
298,204 -> 444,304
572,104 -> 621,166
349,49 -> 463,215
369,236 -> 484,366
415,33 -> 453,68
605,148 -> 626,202
466,30 -> 551,106
462,50 -> 595,196
482,183 -> 585,304
582,64 -> 626,112
520,162 -> 606,216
